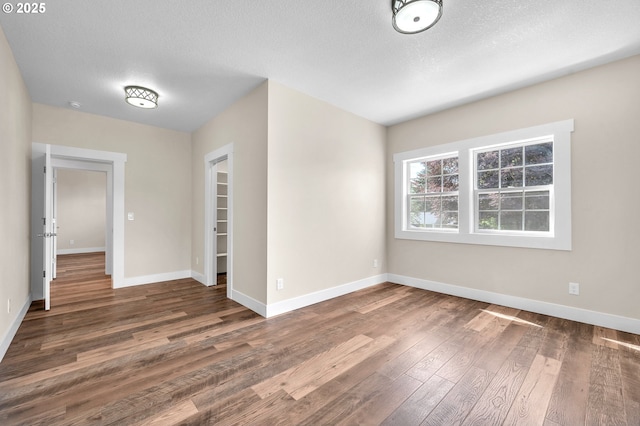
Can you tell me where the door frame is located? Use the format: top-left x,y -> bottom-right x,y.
32,143 -> 127,292
204,144 -> 234,298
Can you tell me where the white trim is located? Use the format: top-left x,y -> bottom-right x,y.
388,273 -> 640,335
394,119 -> 574,251
118,270 -> 192,288
57,247 -> 105,255
49,145 -> 126,163
0,295 -> 31,363
45,144 -> 127,287
265,274 -> 388,318
232,289 -> 268,317
229,275 -> 388,319
191,270 -> 206,285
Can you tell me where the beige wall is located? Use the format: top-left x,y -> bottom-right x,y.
0,27 -> 32,350
191,82 -> 269,303
266,81 -> 387,304
387,55 -> 640,321
56,169 -> 106,251
32,104 -> 192,279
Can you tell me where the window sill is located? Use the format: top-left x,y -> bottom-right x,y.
395,228 -> 571,251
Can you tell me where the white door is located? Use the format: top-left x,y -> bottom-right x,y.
52,168 -> 58,280
30,143 -> 53,310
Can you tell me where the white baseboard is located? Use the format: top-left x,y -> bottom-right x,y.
115,268 -> 639,334
232,289 -> 267,317
118,270 -> 192,288
57,247 -> 105,255
0,295 -> 32,363
265,274 -> 387,318
388,273 -> 640,335
229,274 -> 387,319
191,270 -> 206,286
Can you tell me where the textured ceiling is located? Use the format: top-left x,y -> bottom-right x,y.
1,0 -> 639,133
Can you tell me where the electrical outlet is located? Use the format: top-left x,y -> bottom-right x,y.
569,282 -> 580,295
7,298 -> 10,314
196,256 -> 199,265
373,259 -> 379,268
70,239 -> 74,245
276,278 -> 284,290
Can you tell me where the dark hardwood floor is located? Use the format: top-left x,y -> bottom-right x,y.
1,253 -> 639,425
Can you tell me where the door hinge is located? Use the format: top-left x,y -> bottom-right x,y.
43,218 -> 46,225
43,271 -> 46,278
44,166 -> 46,173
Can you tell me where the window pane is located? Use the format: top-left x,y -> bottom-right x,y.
427,160 -> 442,176
409,162 -> 426,194
501,211 -> 523,230
443,157 -> 458,174
479,193 -> 499,210
442,195 -> 458,211
427,176 -> 442,193
525,142 -> 553,165
424,196 -> 441,226
501,193 -> 523,210
478,170 -> 499,189
425,196 -> 441,213
525,191 -> 550,209
409,196 -> 425,227
479,212 -> 498,229
501,147 -> 523,168
477,150 -> 499,170
443,175 -> 459,192
501,168 -> 523,188
525,211 -> 549,231
442,212 -> 458,228
526,165 -> 553,186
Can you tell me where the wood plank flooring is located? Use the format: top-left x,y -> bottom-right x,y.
1,252 -> 639,425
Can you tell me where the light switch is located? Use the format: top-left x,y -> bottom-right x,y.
127,212 -> 135,221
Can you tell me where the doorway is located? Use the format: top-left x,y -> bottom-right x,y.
30,143 -> 126,310
204,144 -> 234,299
52,168 -> 109,301
214,159 -> 229,285
54,168 -> 107,257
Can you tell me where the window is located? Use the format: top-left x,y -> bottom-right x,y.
408,154 -> 459,230
394,120 -> 573,250
475,140 -> 553,233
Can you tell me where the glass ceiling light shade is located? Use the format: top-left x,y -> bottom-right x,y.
392,0 -> 443,34
124,86 -> 159,109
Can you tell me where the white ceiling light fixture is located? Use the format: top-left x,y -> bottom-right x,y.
124,85 -> 159,109
392,0 -> 443,34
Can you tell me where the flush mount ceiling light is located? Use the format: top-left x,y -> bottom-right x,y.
392,0 -> 443,34
124,85 -> 159,109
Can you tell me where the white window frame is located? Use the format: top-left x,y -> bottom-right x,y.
406,152 -> 460,232
394,119 -> 573,250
